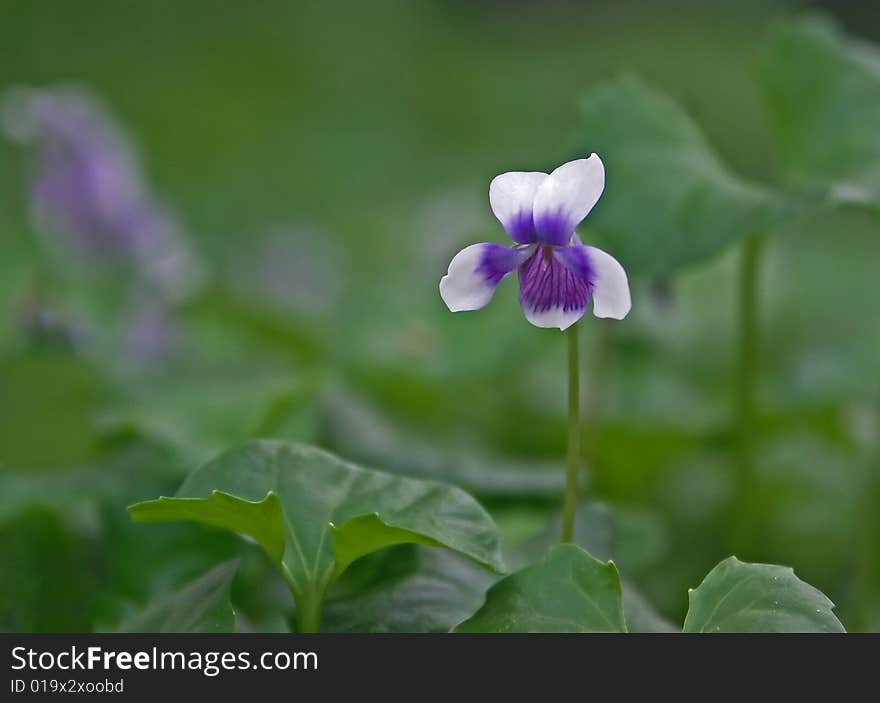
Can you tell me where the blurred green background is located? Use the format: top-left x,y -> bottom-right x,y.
1,0 -> 878,632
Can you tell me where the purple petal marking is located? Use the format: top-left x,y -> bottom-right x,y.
440,242 -> 535,312
533,209 -> 574,247
506,209 -> 538,244
517,245 -> 593,328
531,155 -> 605,246
478,243 -> 532,284
555,244 -> 596,283
489,171 -> 546,244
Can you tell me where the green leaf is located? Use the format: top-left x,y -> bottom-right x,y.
117,561 -> 238,633
130,491 -> 286,563
129,440 -> 504,628
505,505 -> 674,632
455,544 -> 626,633
757,17 -> 880,208
577,75 -> 782,277
322,545 -> 498,633
330,514 -> 444,578
683,556 -> 845,633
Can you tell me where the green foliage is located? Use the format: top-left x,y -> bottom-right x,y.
578,75 -> 785,277
322,546 -> 497,633
683,556 -> 845,633
0,354 -> 103,470
129,440 -> 504,630
756,17 -> 880,207
0,507 -> 100,632
456,544 -> 626,633
117,561 -> 238,633
622,583 -> 678,633
455,547 -> 844,634
1,4 -> 878,635
578,15 -> 880,284
131,492 -> 286,563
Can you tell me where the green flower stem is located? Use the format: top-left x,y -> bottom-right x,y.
733,233 -> 766,548
561,323 -> 581,543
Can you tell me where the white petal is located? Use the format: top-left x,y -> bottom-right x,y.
585,245 -> 631,319
489,171 -> 548,243
522,305 -> 585,331
532,154 -> 605,246
439,243 -> 534,312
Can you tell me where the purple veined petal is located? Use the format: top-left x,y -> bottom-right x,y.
489,171 -> 548,244
558,244 -> 631,320
532,154 -> 605,246
517,245 -> 592,330
583,245 -> 631,319
554,242 -> 593,281
440,242 -> 536,312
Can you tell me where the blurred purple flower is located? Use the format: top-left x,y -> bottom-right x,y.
440,155 -> 631,330
1,85 -> 201,300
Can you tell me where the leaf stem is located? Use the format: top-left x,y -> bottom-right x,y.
283,566 -> 323,633
561,323 -> 581,543
733,233 -> 765,549
294,585 -> 324,634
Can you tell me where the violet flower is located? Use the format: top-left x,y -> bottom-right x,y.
2,86 -> 199,301
439,154 -> 631,544
440,154 -> 631,330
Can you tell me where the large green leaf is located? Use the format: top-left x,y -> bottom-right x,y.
577,75 -> 783,277
455,544 -> 626,633
757,17 -> 880,207
506,504 -> 675,632
117,561 -> 237,633
129,440 -> 504,630
683,556 -> 845,633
